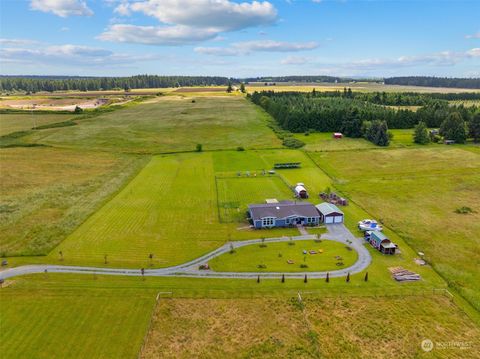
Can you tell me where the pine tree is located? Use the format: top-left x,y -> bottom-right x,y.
413,121 -> 430,144
364,272 -> 369,282
346,272 -> 350,282
326,272 -> 329,283
281,274 -> 285,283
240,83 -> 246,93
469,111 -> 480,143
304,274 -> 308,283
440,112 -> 467,143
226,82 -> 233,93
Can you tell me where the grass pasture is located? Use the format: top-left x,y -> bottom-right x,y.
293,132 -> 376,152
0,147 -> 144,256
23,96 -> 281,153
0,280 -> 156,359
142,296 -> 479,359
209,239 -> 358,272
310,147 -> 480,311
0,113 -> 73,136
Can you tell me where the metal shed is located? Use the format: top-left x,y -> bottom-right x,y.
315,202 -> 344,224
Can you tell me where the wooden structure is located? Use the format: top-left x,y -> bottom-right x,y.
274,162 -> 301,169
319,191 -> 348,206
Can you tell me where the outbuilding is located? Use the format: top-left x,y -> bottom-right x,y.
294,183 -> 308,198
316,202 -> 344,224
369,230 -> 396,255
333,132 -> 343,139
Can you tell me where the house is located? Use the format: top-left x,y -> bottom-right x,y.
294,183 -> 308,198
368,231 -> 396,255
316,202 -> 344,224
333,132 -> 343,139
248,201 -> 320,229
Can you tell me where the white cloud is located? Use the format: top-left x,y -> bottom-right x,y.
118,0 -> 277,31
104,0 -> 277,46
98,24 -> 219,45
465,31 -> 480,39
0,44 -> 155,67
30,0 -> 93,17
195,40 -> 319,56
466,48 -> 480,57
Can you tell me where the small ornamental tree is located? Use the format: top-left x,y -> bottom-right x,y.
281,274 -> 285,283
364,272 -> 369,282
413,121 -> 430,144
326,272 -> 329,283
257,275 -> 260,283
304,274 -> 308,283
346,272 -> 350,282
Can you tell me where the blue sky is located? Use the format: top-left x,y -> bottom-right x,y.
0,0 -> 479,77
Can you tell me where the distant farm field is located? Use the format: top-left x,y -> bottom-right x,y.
0,113 -> 72,136
310,147 -> 480,311
23,96 -> 282,153
142,296 -> 480,359
0,147 -> 145,256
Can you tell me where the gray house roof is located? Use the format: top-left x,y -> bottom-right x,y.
315,202 -> 344,216
248,201 -> 319,221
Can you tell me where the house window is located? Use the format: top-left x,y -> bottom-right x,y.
262,217 -> 274,227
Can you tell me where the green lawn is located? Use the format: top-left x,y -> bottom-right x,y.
23,96 -> 282,153
216,175 -> 294,222
210,239 -> 358,272
0,282 -> 156,359
309,147 -> 480,312
0,113 -> 73,136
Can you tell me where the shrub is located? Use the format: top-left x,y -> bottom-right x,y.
236,146 -> 245,151
300,264 -> 309,268
196,143 -> 203,152
282,137 -> 305,148
257,264 -> 267,269
455,206 -> 474,214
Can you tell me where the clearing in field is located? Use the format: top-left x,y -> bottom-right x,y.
209,239 -> 358,272
310,147 -> 480,311
0,147 -> 144,256
22,96 -> 282,153
0,278 -> 156,359
141,296 -> 479,359
0,113 -> 73,136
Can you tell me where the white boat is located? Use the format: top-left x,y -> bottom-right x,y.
358,219 -> 383,231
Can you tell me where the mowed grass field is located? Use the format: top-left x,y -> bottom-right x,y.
310,147 -> 480,311
23,96 -> 282,153
51,152 -> 299,268
210,239 -> 358,272
142,296 -> 479,359
0,147 -> 145,256
216,176 -> 294,222
0,113 -> 73,136
0,279 -> 156,359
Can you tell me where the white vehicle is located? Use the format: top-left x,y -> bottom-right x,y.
358,219 -> 383,231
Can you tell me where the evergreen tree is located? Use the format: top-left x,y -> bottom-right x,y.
440,112 -> 467,143
240,83 -> 246,93
469,111 -> 480,143
413,121 -> 430,144
226,82 -> 233,93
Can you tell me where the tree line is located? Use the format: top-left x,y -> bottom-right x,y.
384,76 -> 480,89
0,75 -> 231,93
249,90 -> 479,146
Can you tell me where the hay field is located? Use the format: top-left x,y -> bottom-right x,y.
23,96 -> 282,153
310,147 -> 480,311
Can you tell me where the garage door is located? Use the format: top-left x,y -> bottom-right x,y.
334,215 -> 343,223
325,216 -> 334,224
